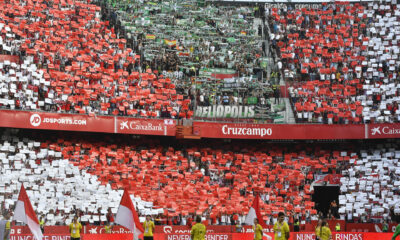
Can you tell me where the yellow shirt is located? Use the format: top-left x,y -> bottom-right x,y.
69,222 -> 82,238
143,220 -> 155,237
253,224 -> 263,240
191,223 -> 206,240
315,226 -> 321,238
273,221 -> 289,240
320,226 -> 332,240
5,221 -> 10,230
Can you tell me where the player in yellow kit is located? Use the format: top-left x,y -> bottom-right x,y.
273,212 -> 289,240
320,221 -> 332,240
191,216 -> 206,240
5,214 -> 11,240
253,218 -> 263,240
69,216 -> 82,240
143,215 -> 155,240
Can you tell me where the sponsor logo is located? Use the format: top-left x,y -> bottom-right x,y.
382,126 -> 400,135
30,114 -> 41,127
87,226 -> 132,234
30,114 -> 87,126
371,126 -> 400,136
42,118 -> 86,125
222,125 -> 272,137
371,127 -> 381,135
120,121 -> 129,130
120,121 -> 163,132
161,226 -> 214,234
164,226 -> 173,233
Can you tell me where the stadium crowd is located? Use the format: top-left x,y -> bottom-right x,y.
1,129 -> 400,226
0,0 -> 194,118
0,0 -> 400,124
0,1 -> 400,239
268,1 -> 400,123
0,0 -> 277,121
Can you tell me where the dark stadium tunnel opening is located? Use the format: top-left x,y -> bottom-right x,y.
312,186 -> 340,219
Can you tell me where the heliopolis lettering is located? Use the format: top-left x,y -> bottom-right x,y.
195,105 -> 255,118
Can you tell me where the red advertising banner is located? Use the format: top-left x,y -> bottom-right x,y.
367,123 -> 400,139
292,232 -> 393,240
117,117 -> 176,136
9,232 -> 395,240
242,225 -> 275,233
1,110 -> 400,140
11,226 -> 69,234
153,232 -> 394,240
193,122 -> 366,139
9,234 -> 132,240
302,220 -> 346,232
154,233 -> 233,240
11,223 -> 398,235
154,225 -> 236,234
81,233 -> 133,240
0,110 -> 175,136
345,223 -> 398,232
10,234 -> 70,240
0,110 -> 114,133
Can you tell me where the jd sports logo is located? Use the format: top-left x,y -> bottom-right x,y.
30,114 -> 41,127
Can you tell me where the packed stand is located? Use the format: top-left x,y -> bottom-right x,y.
339,143 -> 400,224
0,0 -> 193,118
0,129 -> 161,226
0,129 -> 359,225
102,0 -> 265,79
89,0 -> 281,121
101,0 -> 285,122
268,2 -> 400,124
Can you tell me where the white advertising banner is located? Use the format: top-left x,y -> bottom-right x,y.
195,105 -> 255,118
